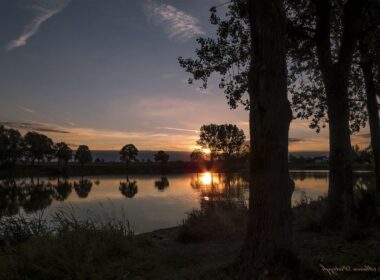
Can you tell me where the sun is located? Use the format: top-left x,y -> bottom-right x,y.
200,172 -> 212,185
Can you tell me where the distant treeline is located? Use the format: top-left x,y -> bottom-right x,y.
0,126 -> 178,167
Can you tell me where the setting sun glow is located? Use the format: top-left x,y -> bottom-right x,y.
202,148 -> 211,154
200,172 -> 213,185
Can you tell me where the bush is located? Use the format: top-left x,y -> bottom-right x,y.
178,204 -> 247,243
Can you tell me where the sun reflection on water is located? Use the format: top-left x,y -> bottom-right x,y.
200,172 -> 213,185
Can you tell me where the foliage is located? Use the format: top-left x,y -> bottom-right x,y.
54,142 -> 73,166
0,210 -> 142,280
119,144 -> 139,165
0,126 -> 24,165
179,0 -> 377,134
286,0 -> 374,133
154,151 -> 170,164
197,124 -> 245,160
74,145 -> 93,165
178,0 -> 250,110
351,145 -> 373,165
190,149 -> 206,162
24,131 -> 54,164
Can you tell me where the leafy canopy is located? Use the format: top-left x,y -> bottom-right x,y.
179,0 -> 378,134
119,144 -> 139,164
75,145 -> 93,165
154,151 -> 170,164
197,124 -> 245,159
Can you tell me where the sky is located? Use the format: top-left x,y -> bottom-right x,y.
0,0 -> 371,151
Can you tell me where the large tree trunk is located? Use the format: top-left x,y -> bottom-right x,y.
242,0 -> 296,277
360,42 -> 380,191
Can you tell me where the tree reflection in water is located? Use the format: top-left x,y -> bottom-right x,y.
119,178 -> 138,198
73,178 -> 93,199
54,179 -> 72,201
0,174 -> 376,220
190,172 -> 249,211
0,178 -> 21,217
154,177 -> 170,192
0,177 -> 95,218
22,178 -> 55,213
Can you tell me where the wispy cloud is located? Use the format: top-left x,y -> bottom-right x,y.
1,121 -> 69,134
156,127 -> 199,133
144,1 -> 204,42
6,0 -> 71,51
17,105 -> 36,114
1,121 -> 198,150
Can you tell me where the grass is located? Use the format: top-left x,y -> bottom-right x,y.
0,210 -> 150,280
1,193 -> 380,279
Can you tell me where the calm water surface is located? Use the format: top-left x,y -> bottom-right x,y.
0,172 -> 373,233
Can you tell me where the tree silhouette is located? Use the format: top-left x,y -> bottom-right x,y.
154,177 -> 170,192
241,0 -> 296,275
197,124 -> 245,160
24,131 -> 54,165
359,31 -> 380,190
286,0 -> 370,226
197,124 -> 220,161
0,126 -> 24,165
54,142 -> 73,167
190,149 -> 206,162
154,151 -> 169,164
179,0 -> 373,227
119,144 -> 138,166
74,145 -> 93,166
218,124 -> 245,158
181,0 -> 296,275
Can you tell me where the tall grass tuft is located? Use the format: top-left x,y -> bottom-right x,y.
0,208 -> 150,280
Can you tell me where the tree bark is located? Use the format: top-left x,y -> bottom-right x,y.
242,0 -> 296,277
360,41 -> 380,190
324,75 -> 354,226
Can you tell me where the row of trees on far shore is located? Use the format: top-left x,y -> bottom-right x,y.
119,144 -> 170,165
1,123 -> 250,167
0,126 -> 172,166
0,126 -> 93,166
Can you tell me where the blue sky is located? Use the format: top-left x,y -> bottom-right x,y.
0,0 -> 370,151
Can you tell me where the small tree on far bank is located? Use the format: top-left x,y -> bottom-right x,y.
197,124 -> 220,161
0,126 -> 24,165
119,144 -> 138,166
75,145 -> 92,166
219,124 -> 245,158
24,131 -> 54,165
54,142 -> 73,167
154,151 -> 169,164
197,124 -> 245,160
190,149 -> 206,162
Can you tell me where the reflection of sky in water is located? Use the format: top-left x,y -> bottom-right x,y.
0,172 -> 374,233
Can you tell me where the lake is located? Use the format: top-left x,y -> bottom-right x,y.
0,172 -> 374,233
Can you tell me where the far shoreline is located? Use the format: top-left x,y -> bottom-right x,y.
0,161 -> 374,178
